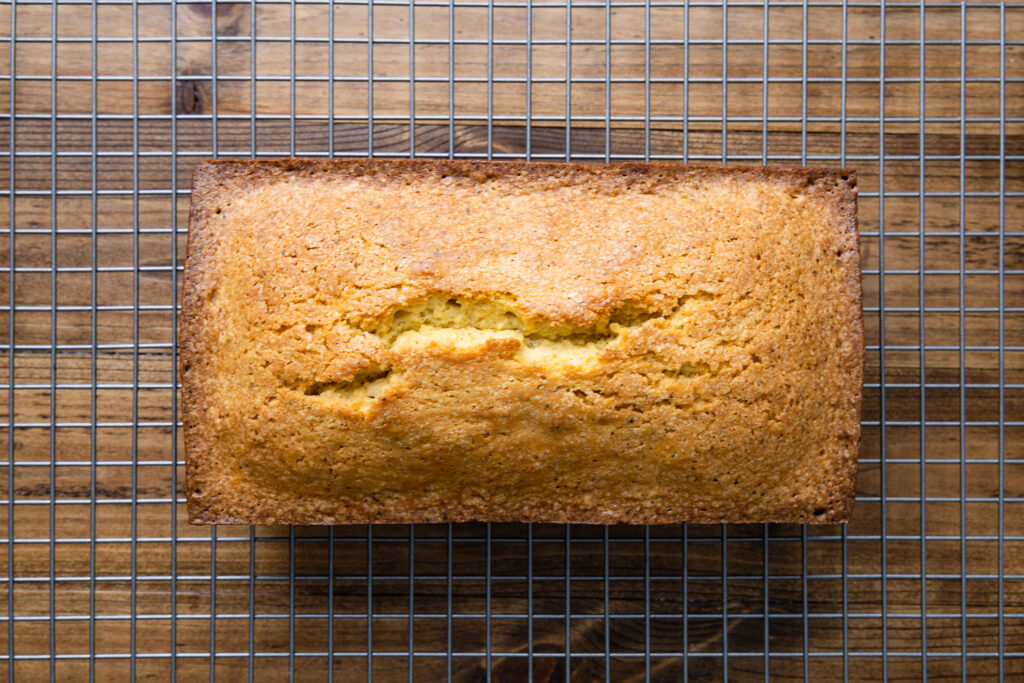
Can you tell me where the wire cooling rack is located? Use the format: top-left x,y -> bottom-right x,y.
2,0 -> 1022,680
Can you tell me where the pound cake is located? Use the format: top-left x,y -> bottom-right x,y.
181,159 -> 862,525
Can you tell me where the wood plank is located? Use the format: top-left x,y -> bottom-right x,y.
6,118 -> 1024,172
5,3 -> 1020,133
3,526 -> 1022,679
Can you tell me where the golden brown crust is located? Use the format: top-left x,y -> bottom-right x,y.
181,158 -> 862,525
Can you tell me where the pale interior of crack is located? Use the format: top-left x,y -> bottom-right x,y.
296,293 -> 712,408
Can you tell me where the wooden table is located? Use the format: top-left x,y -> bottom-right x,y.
1,2 -> 1022,680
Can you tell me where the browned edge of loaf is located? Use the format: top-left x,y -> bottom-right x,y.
180,158 -> 863,526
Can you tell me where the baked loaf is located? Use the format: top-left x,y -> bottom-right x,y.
181,159 -> 862,525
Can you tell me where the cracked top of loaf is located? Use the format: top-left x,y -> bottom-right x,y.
181,158 -> 862,525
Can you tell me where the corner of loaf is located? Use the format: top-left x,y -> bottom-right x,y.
180,158 -> 862,526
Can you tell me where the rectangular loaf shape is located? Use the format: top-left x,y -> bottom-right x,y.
181,159 -> 862,525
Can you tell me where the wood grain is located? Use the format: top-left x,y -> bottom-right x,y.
3,0 -> 1024,680
3,2 -> 1021,134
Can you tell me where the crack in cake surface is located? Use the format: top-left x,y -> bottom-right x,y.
367,294 -> 686,343
287,292 -> 716,408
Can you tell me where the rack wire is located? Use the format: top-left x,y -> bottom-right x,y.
2,0 -> 1022,680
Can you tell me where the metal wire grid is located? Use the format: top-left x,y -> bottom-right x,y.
1,0 -> 1022,680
